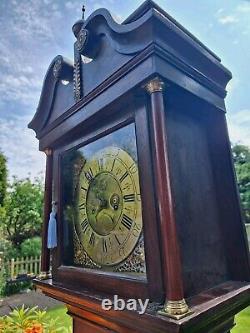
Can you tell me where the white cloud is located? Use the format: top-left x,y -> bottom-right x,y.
0,0 -> 79,181
65,1 -> 80,10
0,115 -> 45,180
112,13 -> 123,23
227,109 -> 250,146
0,0 -> 73,109
226,78 -> 239,94
242,29 -> 250,35
8,0 -> 67,43
215,2 -> 250,31
0,72 -> 41,107
216,8 -> 224,14
93,3 -> 104,11
237,3 -> 250,13
218,15 -> 238,24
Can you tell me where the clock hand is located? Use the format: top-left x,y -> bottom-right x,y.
110,194 -> 120,210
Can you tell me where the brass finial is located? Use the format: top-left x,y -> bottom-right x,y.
82,5 -> 85,19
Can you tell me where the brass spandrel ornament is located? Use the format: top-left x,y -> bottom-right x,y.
115,237 -> 146,274
73,226 -> 101,269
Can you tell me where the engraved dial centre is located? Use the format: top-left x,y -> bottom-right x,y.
86,172 -> 122,236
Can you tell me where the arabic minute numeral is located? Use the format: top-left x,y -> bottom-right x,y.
98,158 -> 104,171
129,163 -> 137,174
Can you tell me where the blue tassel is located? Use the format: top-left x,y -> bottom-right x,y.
47,202 -> 57,249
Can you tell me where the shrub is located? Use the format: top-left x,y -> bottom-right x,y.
1,177 -> 43,248
2,237 -> 42,261
0,305 -> 71,333
1,281 -> 33,297
0,237 -> 42,296
0,265 -> 6,297
19,237 -> 42,258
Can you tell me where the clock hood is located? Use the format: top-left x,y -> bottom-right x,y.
29,0 -> 232,148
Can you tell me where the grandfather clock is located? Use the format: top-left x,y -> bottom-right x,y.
29,1 -> 250,332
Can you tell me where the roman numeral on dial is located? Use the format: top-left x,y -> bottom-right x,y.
119,171 -> 129,183
79,202 -> 86,209
85,168 -> 94,182
81,219 -> 88,233
111,159 -> 116,172
102,239 -> 108,253
123,194 -> 135,202
81,186 -> 87,192
114,235 -> 121,245
121,214 -> 133,230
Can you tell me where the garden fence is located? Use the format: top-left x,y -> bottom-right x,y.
5,256 -> 41,279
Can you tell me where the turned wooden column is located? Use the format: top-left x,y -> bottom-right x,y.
145,77 -> 191,319
40,148 -> 53,278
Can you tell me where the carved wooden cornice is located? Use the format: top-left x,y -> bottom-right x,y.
29,0 -> 232,140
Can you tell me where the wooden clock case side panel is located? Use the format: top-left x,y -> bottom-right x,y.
206,106 -> 250,281
49,93 -> 164,301
163,87 -> 231,298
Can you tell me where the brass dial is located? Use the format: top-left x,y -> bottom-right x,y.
75,147 -> 142,266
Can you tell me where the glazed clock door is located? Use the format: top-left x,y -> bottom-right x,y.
60,123 -> 146,276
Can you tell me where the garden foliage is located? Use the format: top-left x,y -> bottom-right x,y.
0,305 -> 71,333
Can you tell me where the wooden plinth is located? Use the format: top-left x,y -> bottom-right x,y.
36,279 -> 250,333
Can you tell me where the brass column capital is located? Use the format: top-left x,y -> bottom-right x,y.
144,77 -> 165,94
44,148 -> 53,156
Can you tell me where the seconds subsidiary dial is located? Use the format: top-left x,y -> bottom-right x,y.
75,147 -> 142,267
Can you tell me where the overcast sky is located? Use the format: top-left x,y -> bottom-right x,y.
0,0 -> 250,180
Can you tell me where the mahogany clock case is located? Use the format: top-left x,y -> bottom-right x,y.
51,93 -> 164,301
41,82 -> 250,303
29,0 -> 250,322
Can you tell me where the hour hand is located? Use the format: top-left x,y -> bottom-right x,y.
110,194 -> 120,210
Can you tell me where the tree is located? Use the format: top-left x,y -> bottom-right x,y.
232,144 -> 250,224
0,151 -> 7,206
232,144 -> 250,165
1,177 -> 43,248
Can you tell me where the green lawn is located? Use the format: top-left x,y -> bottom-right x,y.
47,305 -> 72,331
47,305 -> 250,332
232,306 -> 250,333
